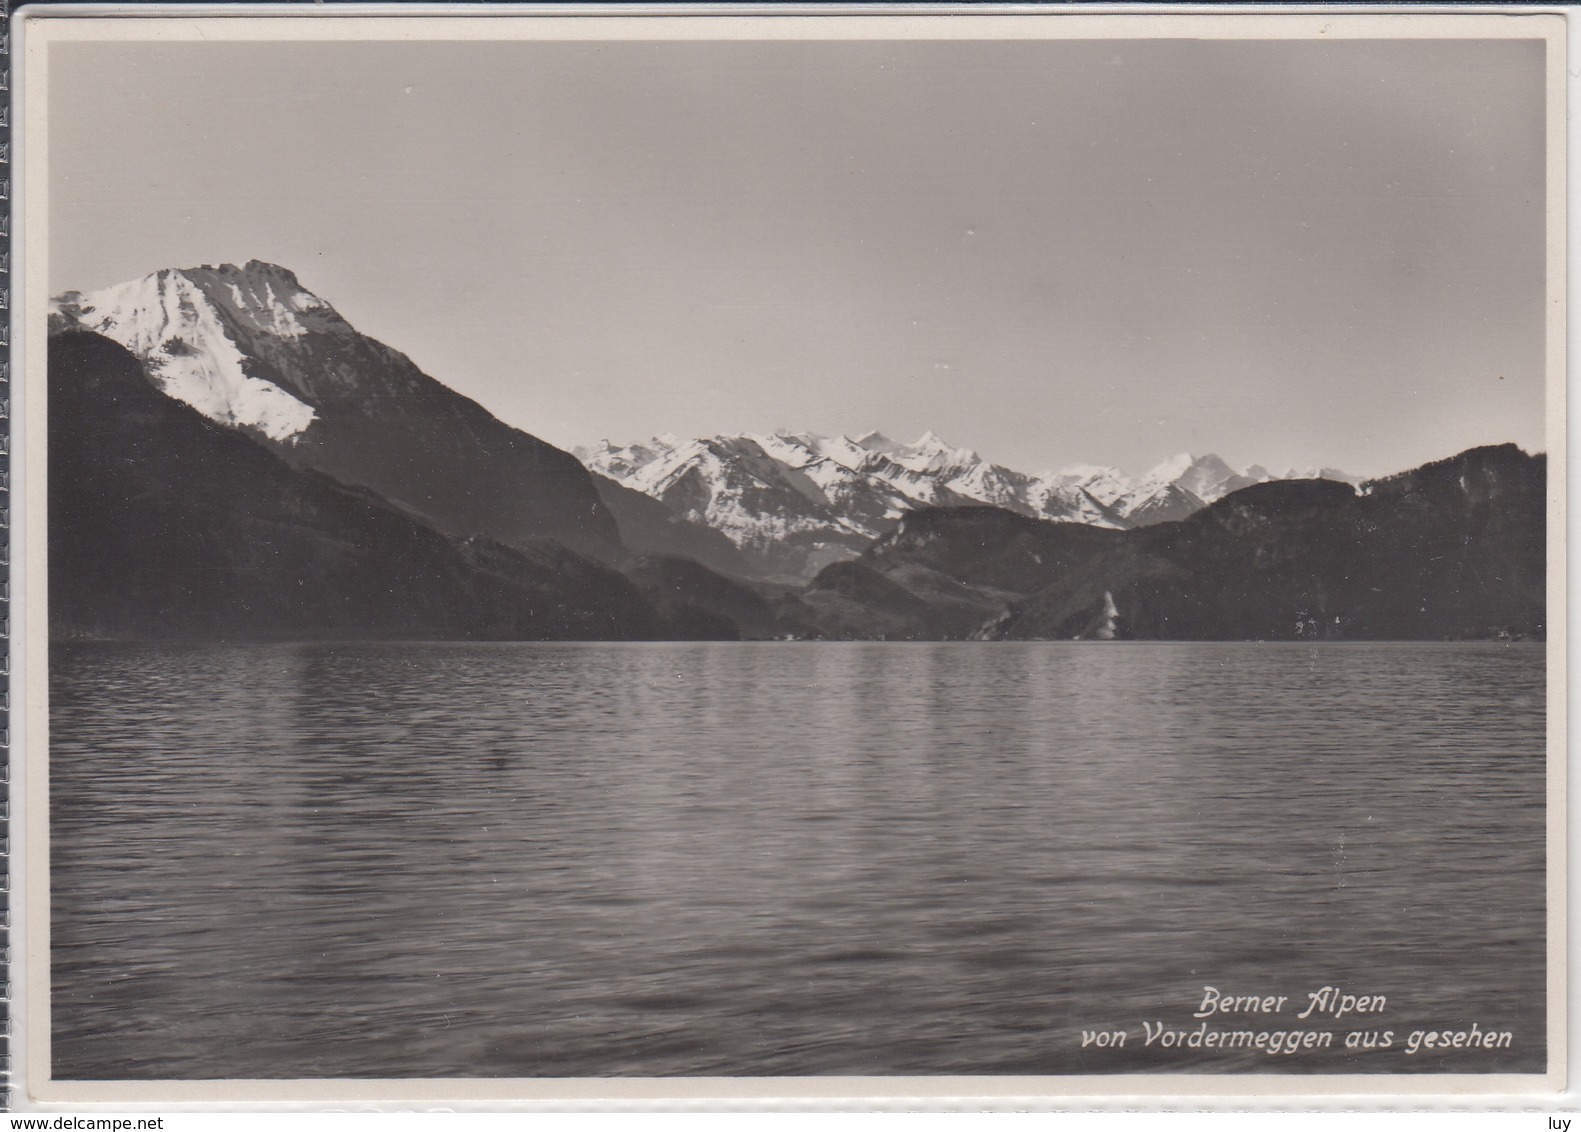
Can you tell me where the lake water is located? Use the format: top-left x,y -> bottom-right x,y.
49,641 -> 1546,1079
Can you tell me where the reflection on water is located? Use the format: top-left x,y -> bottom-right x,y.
50,642 -> 1545,1078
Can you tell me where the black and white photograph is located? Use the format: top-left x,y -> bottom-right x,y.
14,10 -> 1565,1102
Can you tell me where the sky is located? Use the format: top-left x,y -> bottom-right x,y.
46,34 -> 1549,478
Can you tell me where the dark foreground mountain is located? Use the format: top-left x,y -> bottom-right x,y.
799,445 -> 1545,641
588,473 -> 756,578
49,331 -> 681,641
793,510 -> 1128,640
622,555 -> 794,641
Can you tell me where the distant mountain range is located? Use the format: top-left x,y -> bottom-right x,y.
790,444 -> 1544,642
579,431 -> 1362,579
48,261 -> 1544,643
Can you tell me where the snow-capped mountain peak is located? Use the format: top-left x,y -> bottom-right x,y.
1143,451 -> 1200,485
195,260 -> 347,339
1281,465 -> 1365,486
51,262 -> 331,442
54,259 -> 627,561
852,430 -> 902,454
892,430 -> 982,476
1127,451 -> 1269,510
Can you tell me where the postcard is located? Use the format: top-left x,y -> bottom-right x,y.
10,6 -> 1567,1107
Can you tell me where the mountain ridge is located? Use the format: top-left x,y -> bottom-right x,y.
581,429 -> 1360,579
